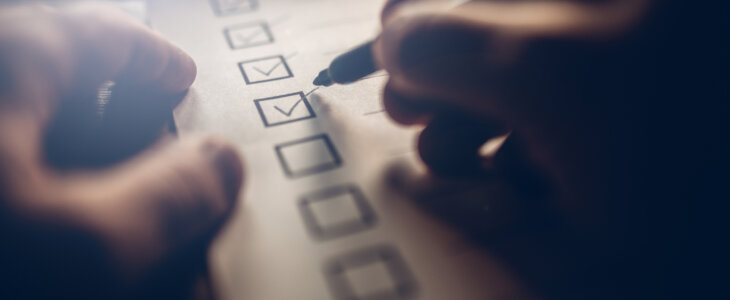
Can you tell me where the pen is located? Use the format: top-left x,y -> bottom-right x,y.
313,40 -> 379,87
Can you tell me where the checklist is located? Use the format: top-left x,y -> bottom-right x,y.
324,246 -> 416,300
225,22 -> 274,49
210,0 -> 258,16
238,55 -> 293,85
149,0 -> 508,299
275,134 -> 341,178
299,185 -> 376,240
254,92 -> 315,127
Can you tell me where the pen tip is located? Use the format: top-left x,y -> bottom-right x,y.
313,70 -> 333,87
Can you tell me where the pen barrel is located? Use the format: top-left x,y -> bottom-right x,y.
328,41 -> 378,84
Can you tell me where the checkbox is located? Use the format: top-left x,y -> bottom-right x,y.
254,92 -> 316,127
238,55 -> 293,85
299,185 -> 376,240
275,134 -> 342,178
324,246 -> 417,300
211,0 -> 258,16
225,22 -> 274,49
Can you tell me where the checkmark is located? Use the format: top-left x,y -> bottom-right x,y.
274,98 -> 303,116
226,22 -> 273,49
235,29 -> 264,44
238,55 -> 293,84
254,92 -> 316,127
253,61 -> 283,76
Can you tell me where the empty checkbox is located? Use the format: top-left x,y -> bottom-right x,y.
239,55 -> 293,85
211,0 -> 258,16
255,92 -> 316,127
299,185 -> 376,240
275,134 -> 342,178
324,245 -> 417,300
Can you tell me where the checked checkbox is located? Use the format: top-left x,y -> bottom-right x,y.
324,245 -> 417,300
225,22 -> 273,49
239,55 -> 293,85
211,0 -> 258,16
275,134 -> 342,178
299,185 -> 376,240
255,92 -> 315,127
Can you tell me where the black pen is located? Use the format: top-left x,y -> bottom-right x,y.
313,40 -> 379,87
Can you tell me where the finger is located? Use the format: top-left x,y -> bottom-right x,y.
59,3 -> 196,94
0,3 -> 196,112
43,83 -> 184,170
417,114 -> 505,177
57,136 -> 243,281
373,1 -> 650,124
493,134 -> 551,199
382,81 -> 432,125
0,4 -> 196,170
374,2 -> 505,122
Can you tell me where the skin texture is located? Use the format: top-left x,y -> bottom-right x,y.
0,3 -> 243,299
374,0 -> 729,299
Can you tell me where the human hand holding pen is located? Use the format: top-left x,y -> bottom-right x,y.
313,0 -> 655,235
373,0 -> 653,222
0,3 -> 243,298
365,0 -> 727,298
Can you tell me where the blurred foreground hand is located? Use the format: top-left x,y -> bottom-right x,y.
0,3 -> 243,299
375,0 -> 729,299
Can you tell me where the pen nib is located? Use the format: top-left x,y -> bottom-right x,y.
313,69 -> 334,87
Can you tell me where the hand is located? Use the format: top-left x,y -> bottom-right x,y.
374,0 -> 727,298
0,3 -> 243,298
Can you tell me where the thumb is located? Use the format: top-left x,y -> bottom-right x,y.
62,135 -> 244,281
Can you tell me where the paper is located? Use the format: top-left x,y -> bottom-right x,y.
147,0 -> 530,299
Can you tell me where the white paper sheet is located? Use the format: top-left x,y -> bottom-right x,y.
147,1 -> 532,299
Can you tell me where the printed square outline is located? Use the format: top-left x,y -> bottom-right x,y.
224,22 -> 274,50
238,55 -> 294,85
299,184 -> 376,240
210,0 -> 258,17
274,134 -> 342,178
324,245 -> 418,300
254,92 -> 316,127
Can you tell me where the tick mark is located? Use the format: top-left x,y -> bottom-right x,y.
274,98 -> 303,116
235,28 -> 265,44
253,61 -> 283,76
